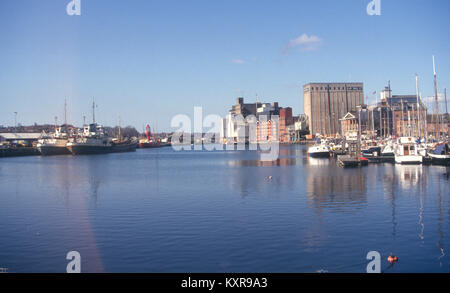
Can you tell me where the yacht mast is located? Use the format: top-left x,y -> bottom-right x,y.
445,88 -> 448,136
415,74 -> 420,138
408,108 -> 411,137
433,56 -> 440,140
421,93 -> 428,139
445,88 -> 448,116
401,99 -> 404,136
379,92 -> 382,138
387,81 -> 391,137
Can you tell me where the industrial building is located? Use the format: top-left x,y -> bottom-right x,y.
303,82 -> 364,136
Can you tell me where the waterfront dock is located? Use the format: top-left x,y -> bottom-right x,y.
337,155 -> 368,167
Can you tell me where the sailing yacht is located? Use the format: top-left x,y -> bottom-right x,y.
428,143 -> 450,165
394,137 -> 423,164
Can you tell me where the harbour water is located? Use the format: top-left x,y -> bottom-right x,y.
0,145 -> 449,273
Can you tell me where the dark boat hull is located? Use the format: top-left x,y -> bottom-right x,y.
430,156 -> 450,166
138,142 -> 170,149
0,147 -> 40,158
111,142 -> 138,153
338,155 -> 367,167
308,152 -> 330,158
38,145 -> 71,156
67,145 -> 112,155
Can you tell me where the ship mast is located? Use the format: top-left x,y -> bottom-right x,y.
255,93 -> 258,115
92,98 -> 96,124
64,99 -> 67,128
118,114 -> 121,142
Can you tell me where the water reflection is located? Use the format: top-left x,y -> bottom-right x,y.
394,164 -> 423,188
418,189 -> 425,242
228,158 -> 296,167
278,147 -> 305,157
437,175 -> 445,267
35,156 -> 106,272
306,159 -> 367,211
307,157 -> 331,166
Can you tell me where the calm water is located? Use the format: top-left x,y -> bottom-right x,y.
0,145 -> 449,273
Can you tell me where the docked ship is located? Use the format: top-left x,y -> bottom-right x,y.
138,124 -> 168,148
37,127 -> 71,156
67,123 -> 112,155
111,138 -> 138,153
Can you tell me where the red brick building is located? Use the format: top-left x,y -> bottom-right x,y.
279,107 -> 293,143
255,107 -> 294,143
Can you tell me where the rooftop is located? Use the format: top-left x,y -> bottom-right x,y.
0,133 -> 43,140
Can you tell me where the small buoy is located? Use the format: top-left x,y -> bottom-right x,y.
387,254 -> 398,264
268,176 -> 273,180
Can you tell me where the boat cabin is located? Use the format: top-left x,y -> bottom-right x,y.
396,137 -> 419,156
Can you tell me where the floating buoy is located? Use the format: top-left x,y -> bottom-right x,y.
268,176 -> 273,180
387,254 -> 398,264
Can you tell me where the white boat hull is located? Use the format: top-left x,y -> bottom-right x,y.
428,153 -> 450,166
308,145 -> 330,158
395,155 -> 423,164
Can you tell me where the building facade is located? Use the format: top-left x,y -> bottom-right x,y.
303,82 -> 364,136
221,98 -> 297,143
279,107 -> 293,143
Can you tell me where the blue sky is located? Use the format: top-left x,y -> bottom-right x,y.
0,0 -> 449,131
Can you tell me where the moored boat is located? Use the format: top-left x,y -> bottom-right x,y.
66,123 -> 112,155
394,137 -> 423,164
111,138 -> 138,153
380,143 -> 395,163
138,140 -> 164,148
67,138 -> 112,155
137,124 -> 169,148
37,138 -> 71,156
36,127 -> 71,156
428,143 -> 450,166
308,143 -> 330,158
